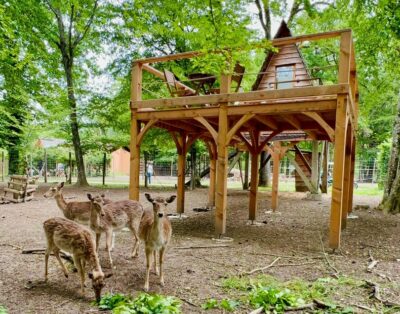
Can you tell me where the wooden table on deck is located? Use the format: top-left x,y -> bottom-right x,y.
188,73 -> 217,95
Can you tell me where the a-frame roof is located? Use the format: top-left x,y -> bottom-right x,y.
252,21 -> 311,91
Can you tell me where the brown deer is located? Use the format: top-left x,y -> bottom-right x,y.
43,182 -> 112,224
87,194 -> 144,268
140,193 -> 176,291
43,217 -> 112,302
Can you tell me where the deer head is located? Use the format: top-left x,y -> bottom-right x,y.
87,194 -> 106,217
145,193 -> 176,218
43,182 -> 64,198
88,270 -> 113,302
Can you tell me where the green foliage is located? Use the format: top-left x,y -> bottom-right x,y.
248,285 -> 305,312
377,140 -> 392,189
201,298 -> 240,312
96,292 -> 181,314
0,305 -> 7,314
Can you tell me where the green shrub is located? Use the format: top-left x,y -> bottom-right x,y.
0,305 -> 7,314
96,293 -> 181,314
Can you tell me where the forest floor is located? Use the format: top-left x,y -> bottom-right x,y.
0,184 -> 400,313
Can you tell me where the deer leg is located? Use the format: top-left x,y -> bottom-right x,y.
80,259 -> 87,287
73,256 -> 85,295
111,232 -> 115,251
96,233 -> 101,253
153,251 -> 159,275
105,230 -> 113,269
131,229 -> 140,258
44,248 -> 50,282
53,249 -> 68,278
159,247 -> 165,286
144,248 -> 152,292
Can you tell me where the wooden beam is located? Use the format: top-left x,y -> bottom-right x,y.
137,119 -> 158,145
226,113 -> 255,145
256,130 -> 281,154
142,64 -> 196,94
133,84 -> 349,109
271,143 -> 281,211
194,116 -> 218,142
302,112 -> 334,142
137,100 -> 337,121
273,29 -> 349,47
282,115 -> 317,140
249,147 -> 260,221
329,95 -> 348,249
205,141 -> 217,208
347,137 -> 356,214
254,115 -> 278,130
338,31 -> 352,84
341,124 -> 353,229
215,74 -> 231,236
321,141 -> 329,193
129,63 -> 142,201
311,140 -> 320,193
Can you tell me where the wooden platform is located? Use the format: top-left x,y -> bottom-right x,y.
128,28 -> 358,249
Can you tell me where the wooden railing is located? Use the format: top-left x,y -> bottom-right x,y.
130,29 -> 358,123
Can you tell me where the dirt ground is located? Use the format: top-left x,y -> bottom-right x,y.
0,183 -> 399,313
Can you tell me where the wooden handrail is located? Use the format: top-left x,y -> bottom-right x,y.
133,29 -> 351,65
132,84 -> 349,109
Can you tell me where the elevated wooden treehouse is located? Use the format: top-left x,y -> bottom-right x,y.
128,23 -> 358,249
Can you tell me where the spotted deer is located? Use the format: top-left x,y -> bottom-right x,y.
87,194 -> 144,268
43,217 -> 112,302
43,182 -> 112,224
140,193 -> 176,291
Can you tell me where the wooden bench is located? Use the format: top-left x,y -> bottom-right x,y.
1,175 -> 39,203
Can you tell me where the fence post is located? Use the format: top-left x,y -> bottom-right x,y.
102,152 -> 106,186
44,150 -> 48,183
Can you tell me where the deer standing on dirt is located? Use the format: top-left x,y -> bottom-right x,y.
87,194 -> 144,268
43,182 -> 112,224
43,217 -> 112,302
140,193 -> 176,291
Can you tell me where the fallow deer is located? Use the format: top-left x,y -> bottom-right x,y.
43,217 -> 112,302
87,194 -> 144,268
43,182 -> 112,224
140,193 -> 176,291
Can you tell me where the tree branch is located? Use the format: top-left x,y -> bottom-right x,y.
68,3 -> 75,57
72,0 -> 99,48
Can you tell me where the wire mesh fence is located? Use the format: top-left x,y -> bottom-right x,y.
0,148 -> 386,190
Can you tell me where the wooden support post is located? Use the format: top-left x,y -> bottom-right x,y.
271,143 -> 281,211
102,152 -> 106,186
129,63 -> 142,200
44,150 -> 48,183
176,132 -> 187,214
215,74 -> 231,236
249,150 -> 260,221
243,151 -> 249,190
321,142 -> 329,193
347,138 -> 356,214
208,154 -> 217,208
311,141 -> 319,189
329,95 -> 348,249
341,124 -> 353,229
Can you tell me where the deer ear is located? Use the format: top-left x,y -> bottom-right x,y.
59,182 -> 64,189
166,195 -> 176,203
101,194 -> 105,198
88,272 -> 93,279
145,193 -> 154,203
87,193 -> 93,201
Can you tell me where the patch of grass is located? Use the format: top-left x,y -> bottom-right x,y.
96,292 -> 181,313
0,305 -> 7,314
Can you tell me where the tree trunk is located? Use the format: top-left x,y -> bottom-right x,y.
62,56 -> 89,186
381,95 -> 400,213
259,151 -> 268,186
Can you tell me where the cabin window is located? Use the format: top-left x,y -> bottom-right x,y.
275,65 -> 295,89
